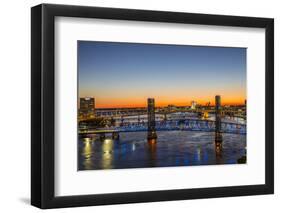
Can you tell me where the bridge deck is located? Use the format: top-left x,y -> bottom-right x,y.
79,119 -> 246,135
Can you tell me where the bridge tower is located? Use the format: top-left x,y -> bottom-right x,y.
215,95 -> 223,149
147,98 -> 157,140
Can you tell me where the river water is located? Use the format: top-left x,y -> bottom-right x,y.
78,131 -> 246,170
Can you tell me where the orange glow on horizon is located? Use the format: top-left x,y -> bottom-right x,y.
79,96 -> 246,108
79,84 -> 246,108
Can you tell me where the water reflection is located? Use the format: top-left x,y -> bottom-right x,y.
215,141 -> 223,164
196,146 -> 201,162
78,131 -> 246,170
82,138 -> 93,170
147,138 -> 157,166
101,139 -> 113,169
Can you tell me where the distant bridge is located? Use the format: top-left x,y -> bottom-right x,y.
83,109 -> 246,121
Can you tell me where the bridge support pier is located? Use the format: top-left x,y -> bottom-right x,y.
112,132 -> 120,140
147,98 -> 157,140
215,95 -> 223,160
100,133 -> 106,141
215,95 -> 223,144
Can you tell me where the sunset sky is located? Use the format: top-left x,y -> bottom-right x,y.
78,41 -> 246,108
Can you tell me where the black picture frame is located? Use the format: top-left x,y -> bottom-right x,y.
31,3 -> 274,209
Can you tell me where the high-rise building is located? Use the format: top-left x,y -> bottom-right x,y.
79,97 -> 95,119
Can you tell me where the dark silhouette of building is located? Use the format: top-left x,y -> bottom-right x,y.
147,98 -> 157,140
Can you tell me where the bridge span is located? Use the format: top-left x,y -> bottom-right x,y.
79,118 -> 246,137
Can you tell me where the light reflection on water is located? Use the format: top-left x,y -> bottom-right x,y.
82,138 -> 93,170
78,131 -> 246,170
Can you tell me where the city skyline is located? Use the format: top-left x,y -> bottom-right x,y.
78,41 -> 246,108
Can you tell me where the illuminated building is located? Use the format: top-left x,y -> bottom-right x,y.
167,104 -> 177,111
191,101 -> 197,110
79,97 -> 95,119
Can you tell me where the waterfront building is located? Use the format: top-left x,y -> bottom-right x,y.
79,97 -> 95,119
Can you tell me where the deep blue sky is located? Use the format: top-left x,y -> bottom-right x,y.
78,41 -> 246,108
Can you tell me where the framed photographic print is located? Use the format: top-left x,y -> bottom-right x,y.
31,4 -> 274,209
